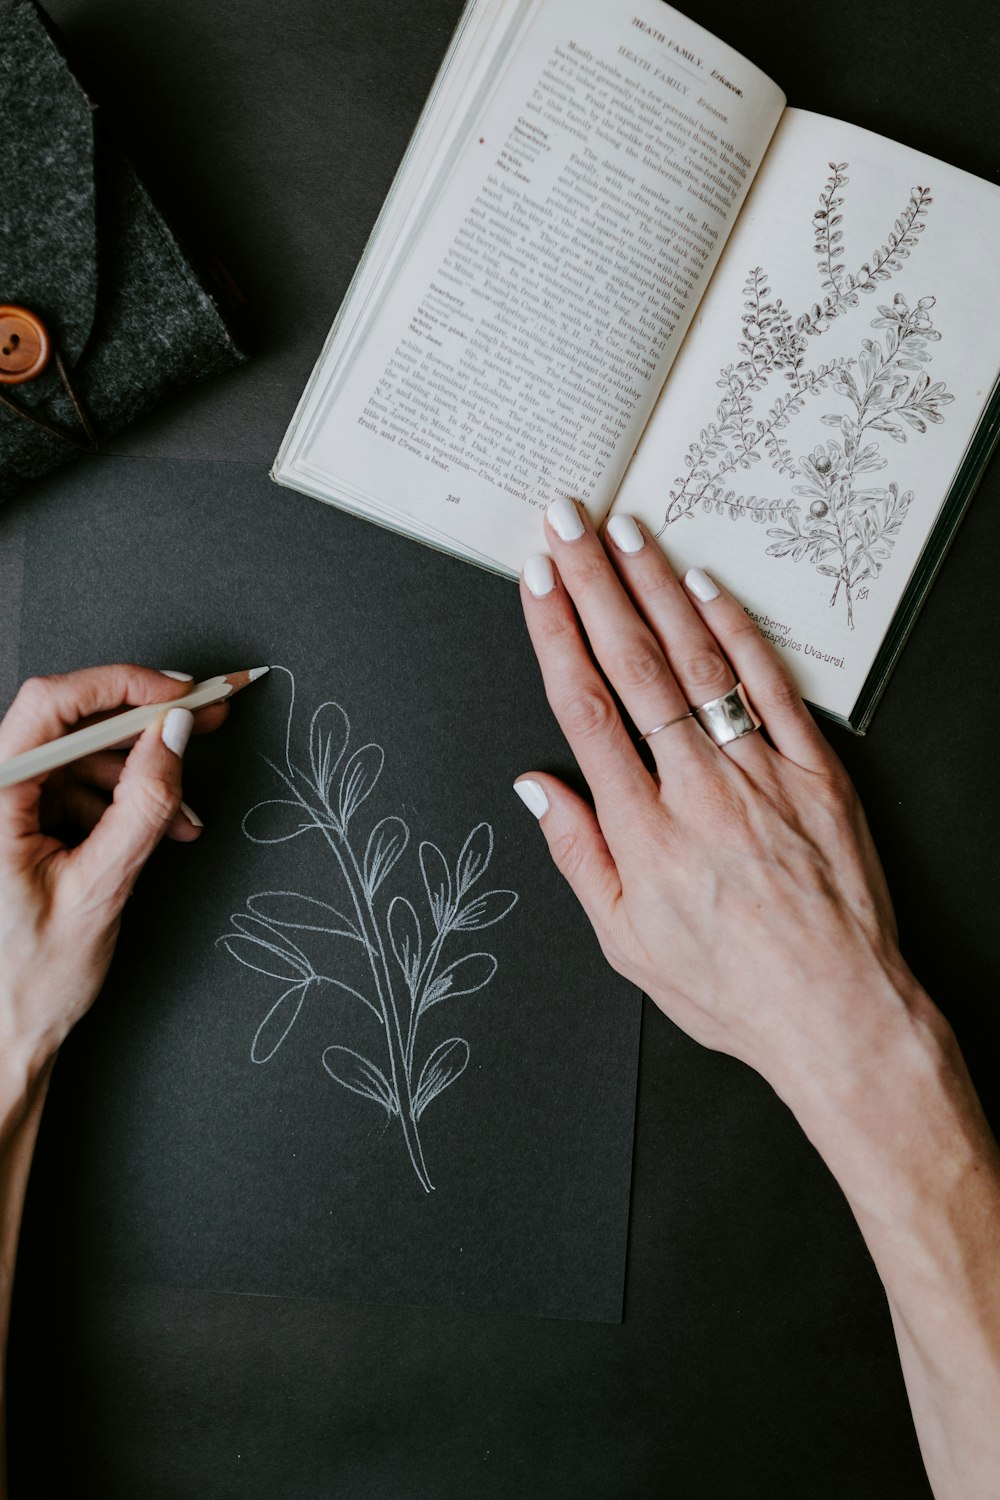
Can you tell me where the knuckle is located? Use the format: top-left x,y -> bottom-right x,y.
567,548 -> 610,593
726,610 -> 760,642
616,638 -> 668,693
536,605 -> 579,649
133,774 -> 181,830
558,686 -> 617,742
637,569 -> 678,604
677,647 -> 731,694
550,829 -> 585,881
759,669 -> 803,714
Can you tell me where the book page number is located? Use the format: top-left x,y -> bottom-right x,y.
445,493 -> 462,505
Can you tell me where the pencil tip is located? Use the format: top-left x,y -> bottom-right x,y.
248,666 -> 270,682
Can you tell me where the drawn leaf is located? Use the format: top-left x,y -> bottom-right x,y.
338,743 -> 384,828
246,891 -> 363,942
322,1046 -> 399,1116
388,896 -> 423,991
452,888 -> 518,931
309,701 -> 349,801
251,983 -> 308,1063
455,822 -> 494,898
363,817 -> 410,896
420,841 -> 453,932
420,951 -> 498,1013
219,927 -> 311,982
242,798 -> 316,843
412,1037 -> 470,1121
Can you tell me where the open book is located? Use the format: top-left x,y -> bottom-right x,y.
273,0 -> 1000,731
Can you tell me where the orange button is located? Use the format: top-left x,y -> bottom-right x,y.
0,305 -> 51,385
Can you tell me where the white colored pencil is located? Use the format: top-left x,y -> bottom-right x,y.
0,667 -> 269,790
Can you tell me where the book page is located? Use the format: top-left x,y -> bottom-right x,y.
278,0 -> 784,575
614,109 -> 1000,720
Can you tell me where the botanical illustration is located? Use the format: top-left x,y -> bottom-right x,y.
218,667 -> 518,1193
659,162 -> 953,626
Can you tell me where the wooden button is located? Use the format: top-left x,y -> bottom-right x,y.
0,305 -> 52,385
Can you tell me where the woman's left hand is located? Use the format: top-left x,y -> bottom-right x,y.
514,500 -> 915,1118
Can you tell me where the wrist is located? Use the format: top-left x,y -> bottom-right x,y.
773,965 -> 999,1230
0,994 -> 57,1147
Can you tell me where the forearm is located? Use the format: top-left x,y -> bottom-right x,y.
778,977 -> 1000,1500
0,1064 -> 52,1500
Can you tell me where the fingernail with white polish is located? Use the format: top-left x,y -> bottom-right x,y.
547,497 -> 585,542
161,707 -> 194,758
523,554 -> 556,597
607,514 -> 645,554
160,670 -> 194,681
513,779 -> 549,819
685,567 -> 720,602
180,801 -> 203,829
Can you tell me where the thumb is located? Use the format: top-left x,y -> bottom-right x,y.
67,707 -> 194,912
513,774 -> 622,936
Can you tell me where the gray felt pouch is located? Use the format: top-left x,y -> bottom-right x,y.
0,0 -> 245,502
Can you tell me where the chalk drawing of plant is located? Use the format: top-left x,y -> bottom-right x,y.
659,164 -> 953,626
218,667 -> 518,1193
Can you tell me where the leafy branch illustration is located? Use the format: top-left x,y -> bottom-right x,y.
217,667 -> 518,1193
765,294 -> 951,625
658,162 -> 953,626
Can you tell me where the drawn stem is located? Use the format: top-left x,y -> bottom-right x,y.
266,759 -> 434,1192
406,924 -> 450,1075
341,837 -> 434,1191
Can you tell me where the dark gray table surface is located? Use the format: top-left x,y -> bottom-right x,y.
2,0 -> 998,1495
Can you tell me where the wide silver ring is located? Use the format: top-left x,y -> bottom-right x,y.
638,710 -> 695,741
693,683 -> 761,746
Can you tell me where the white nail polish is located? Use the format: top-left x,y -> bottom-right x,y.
161,707 -> 194,758
685,567 -> 720,602
607,515 -> 645,554
160,670 -> 194,681
523,554 -> 556,597
547,497 -> 585,541
180,801 -> 203,828
513,779 -> 549,818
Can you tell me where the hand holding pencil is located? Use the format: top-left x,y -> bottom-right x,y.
0,663 -> 266,1126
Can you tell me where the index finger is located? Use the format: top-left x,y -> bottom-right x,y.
0,665 -> 195,761
519,554 -> 658,845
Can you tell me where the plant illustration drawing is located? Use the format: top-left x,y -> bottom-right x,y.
659,162 -> 954,626
218,667 -> 518,1193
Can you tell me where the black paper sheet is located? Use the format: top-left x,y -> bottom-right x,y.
15,456 -> 641,1323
